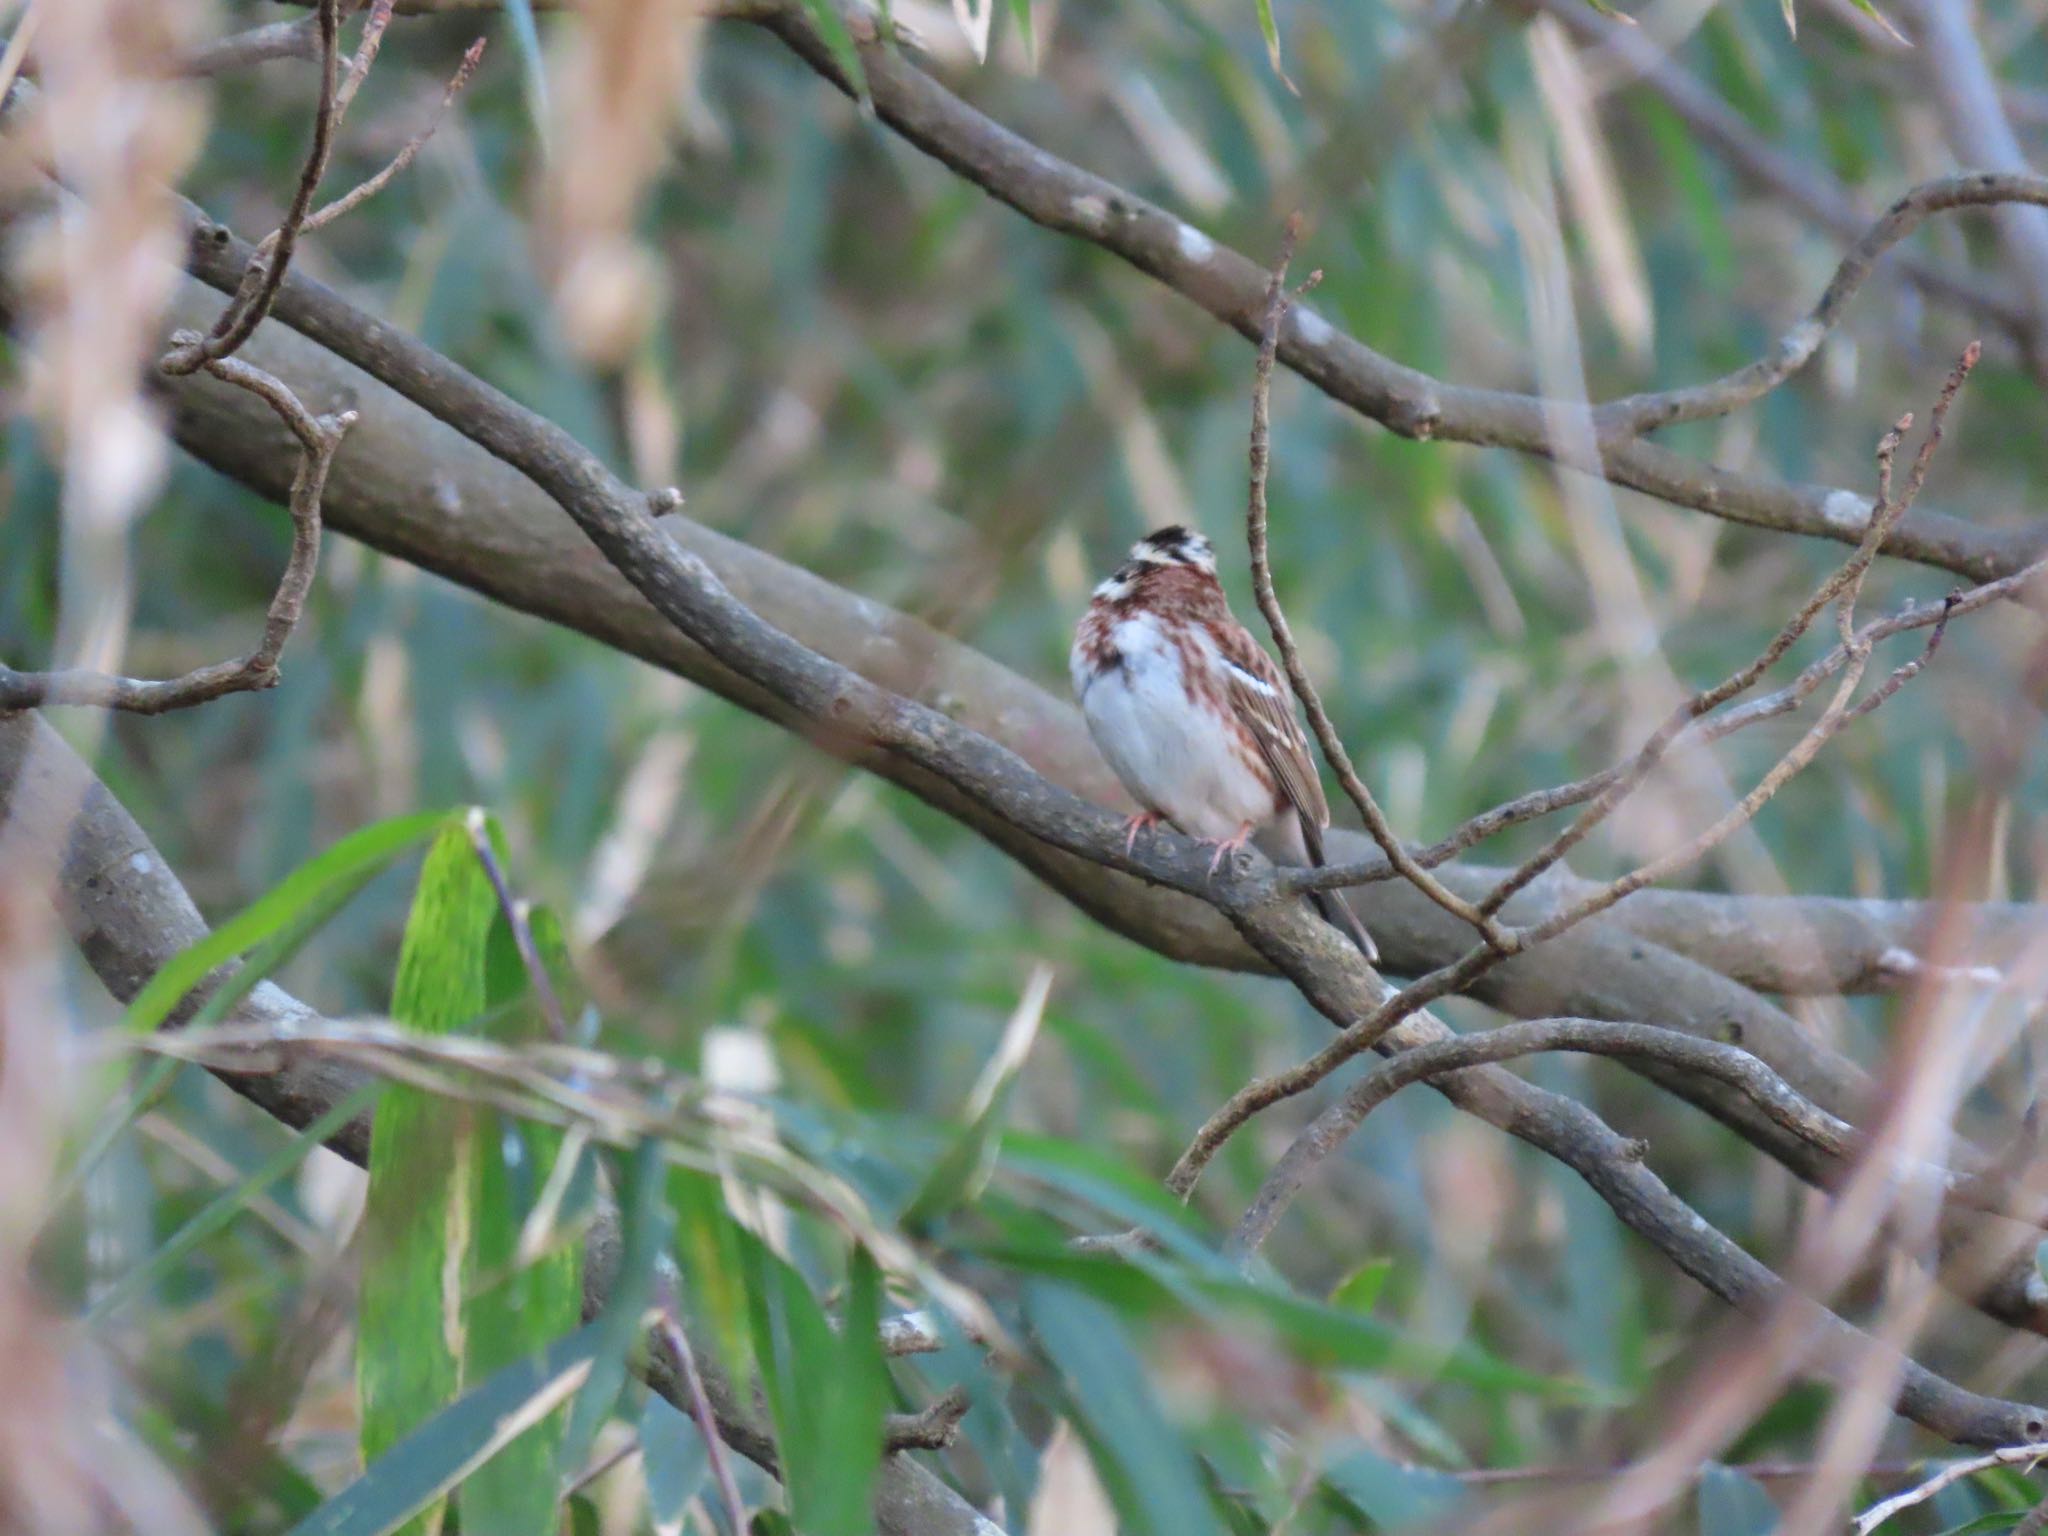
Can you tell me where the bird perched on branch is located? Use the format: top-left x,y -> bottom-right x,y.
1070,525 -> 1378,962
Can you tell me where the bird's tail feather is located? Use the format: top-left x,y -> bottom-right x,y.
1295,816 -> 1379,964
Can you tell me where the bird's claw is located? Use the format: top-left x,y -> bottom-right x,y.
1204,825 -> 1254,876
1121,811 -> 1163,856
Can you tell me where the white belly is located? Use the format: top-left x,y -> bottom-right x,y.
1071,613 -> 1276,841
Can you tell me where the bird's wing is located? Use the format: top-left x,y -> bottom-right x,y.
1217,628 -> 1331,831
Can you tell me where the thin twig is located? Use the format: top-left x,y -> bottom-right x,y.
1291,554 -> 2029,897
178,16 -> 322,77
883,1386 -> 971,1451
0,353 -> 354,715
1475,340 -> 1981,922
337,0 -> 397,115
1853,1441 -> 2048,1533
563,1435 -> 642,1497
1243,215 -> 1510,949
163,0 -> 344,375
305,35 -> 485,235
1227,1017 -> 1866,1256
656,1275 -> 749,1536
464,807 -> 571,1043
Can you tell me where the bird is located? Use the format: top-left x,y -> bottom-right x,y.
1069,524 -> 1378,962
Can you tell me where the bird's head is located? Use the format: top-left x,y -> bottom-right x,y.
1091,524 -> 1220,602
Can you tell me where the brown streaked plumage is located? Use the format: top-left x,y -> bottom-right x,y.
1070,525 -> 1378,961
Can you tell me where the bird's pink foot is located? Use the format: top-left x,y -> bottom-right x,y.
1204,822 -> 1256,875
1122,810 -> 1164,856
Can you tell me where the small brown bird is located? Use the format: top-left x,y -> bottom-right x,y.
1069,525 -> 1378,962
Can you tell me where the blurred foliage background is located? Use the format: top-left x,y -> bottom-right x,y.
10,0 -> 2048,1529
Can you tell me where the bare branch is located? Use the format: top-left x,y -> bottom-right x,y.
883,1387 -> 971,1452
1244,217 -> 1508,949
1536,0 -> 2031,344
1476,341 -> 1981,921
656,1275 -> 750,1536
337,0 -> 398,116
0,352 -> 354,715
754,1 -> 2048,584
304,35 -> 485,235
1226,1016 -> 1862,1257
1853,1441 -> 2048,1533
178,17 -> 323,78
163,0 -> 345,375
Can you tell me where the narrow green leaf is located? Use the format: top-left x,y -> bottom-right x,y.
1026,1282 -> 1225,1536
45,1056 -> 179,1219
1328,1258 -> 1393,1315
742,1230 -> 888,1536
557,1136 -> 671,1482
799,0 -> 869,107
981,1245 -> 1577,1397
462,897 -> 583,1536
1253,0 -> 1298,93
1003,0 -> 1036,69
1843,0 -> 1909,40
1697,1463 -> 1779,1536
1778,0 -> 1798,37
502,0 -> 553,147
359,818 -> 501,1536
817,1246 -> 889,1535
90,1083 -> 377,1323
902,964 -> 1051,1233
290,1325 -> 602,1536
669,1164 -> 754,1383
1321,1448 -> 1465,1529
125,809 -> 448,1035
641,1397 -> 711,1536
1928,1515 -> 2026,1535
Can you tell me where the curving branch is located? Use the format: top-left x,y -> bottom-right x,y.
751,1 -> 2048,585
0,355 -> 355,714
1534,0 -> 2034,346
1228,1016 -> 1866,1257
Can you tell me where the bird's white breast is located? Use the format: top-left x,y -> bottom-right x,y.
1071,609 -> 1276,841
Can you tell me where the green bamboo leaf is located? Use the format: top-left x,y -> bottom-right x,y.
641,1396 -> 711,1536
289,1325 -> 603,1536
1321,1448 -> 1466,1529
125,809 -> 448,1036
360,817 -> 501,1536
557,1135 -> 671,1482
901,964 -> 1051,1234
1844,0 -> 1908,40
742,1230 -> 888,1536
90,1083 -> 377,1323
669,1164 -> 754,1382
1003,0 -> 1035,69
502,0 -> 553,147
1253,0 -> 1298,93
1697,1463 -> 1779,1536
818,1246 -> 889,1535
1328,1258 -> 1393,1314
800,0 -> 869,107
462,893 -> 584,1536
1025,1282 -> 1226,1536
